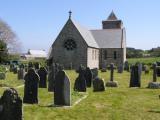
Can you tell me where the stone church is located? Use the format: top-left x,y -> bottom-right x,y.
48,11 -> 126,69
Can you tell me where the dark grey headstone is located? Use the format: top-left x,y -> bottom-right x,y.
93,77 -> 105,92
117,64 -> 123,73
91,68 -> 98,80
38,67 -> 48,88
74,66 -> 86,92
84,67 -> 93,87
54,70 -> 71,106
129,64 -> 141,87
0,88 -> 22,120
156,62 -> 160,77
23,68 -> 40,104
124,61 -> 129,72
18,68 -> 25,80
153,63 -> 157,82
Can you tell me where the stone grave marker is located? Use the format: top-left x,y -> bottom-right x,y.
148,63 -> 160,88
129,64 -> 141,87
74,66 -> 86,92
106,63 -> 118,87
124,61 -> 129,72
117,64 -> 123,73
91,68 -> 98,80
0,88 -> 23,120
28,62 -> 33,68
156,61 -> 160,77
38,67 -> 48,88
93,77 -> 105,92
18,68 -> 25,80
0,72 -> 6,80
84,67 -> 93,87
34,62 -> 40,70
54,70 -> 71,106
23,68 -> 40,104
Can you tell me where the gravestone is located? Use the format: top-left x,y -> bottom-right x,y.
17,68 -> 25,80
157,62 -> 160,77
48,63 -> 59,92
91,68 -> 98,80
34,62 -> 40,70
38,67 -> 48,88
74,66 -> 86,92
129,64 -> 141,87
28,62 -> 33,68
144,65 -> 149,74
9,64 -> 15,72
23,68 -> 40,104
19,63 -> 25,69
84,67 -> 93,87
117,64 -> 123,73
13,66 -> 18,74
148,63 -> 160,89
54,70 -> 71,106
124,61 -> 129,72
0,72 -> 6,80
93,77 -> 105,92
106,63 -> 118,87
0,88 -> 22,120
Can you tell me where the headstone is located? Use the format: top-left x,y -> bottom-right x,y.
48,63 -> 59,92
34,62 -> 40,70
0,72 -> 6,80
148,63 -> 160,89
117,64 -> 123,73
124,61 -> 129,72
13,66 -> 18,74
9,64 -> 15,72
129,64 -> 141,87
17,68 -> 25,80
0,88 -> 22,120
54,70 -> 71,106
156,62 -> 160,77
106,63 -> 118,87
74,66 -> 86,92
23,68 -> 40,104
28,62 -> 33,68
91,68 -> 98,80
144,65 -> 149,74
84,67 -> 93,87
19,64 -> 25,69
38,67 -> 48,88
93,77 -> 105,92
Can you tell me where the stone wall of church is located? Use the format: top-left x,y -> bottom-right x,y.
87,47 -> 99,69
51,20 -> 88,69
99,48 -> 125,68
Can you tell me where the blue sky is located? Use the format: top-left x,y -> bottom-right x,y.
0,0 -> 160,52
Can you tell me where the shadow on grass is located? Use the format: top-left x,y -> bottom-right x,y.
148,110 -> 160,113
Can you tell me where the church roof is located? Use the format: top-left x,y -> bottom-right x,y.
90,29 -> 124,48
71,20 -> 99,48
107,11 -> 118,21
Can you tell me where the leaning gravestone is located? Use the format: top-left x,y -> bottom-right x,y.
91,68 -> 98,80
129,64 -> 141,87
18,68 -> 25,80
84,67 -> 93,87
74,66 -> 86,92
0,88 -> 23,120
0,72 -> 6,80
23,68 -> 40,104
106,63 -> 118,87
93,77 -> 105,92
54,70 -> 71,106
148,63 -> 160,89
38,67 -> 48,88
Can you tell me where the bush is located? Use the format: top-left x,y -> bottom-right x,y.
0,65 -> 6,72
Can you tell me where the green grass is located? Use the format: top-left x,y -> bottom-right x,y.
1,70 -> 160,120
127,57 -> 160,65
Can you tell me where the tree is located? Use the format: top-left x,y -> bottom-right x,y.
0,40 -> 8,63
0,19 -> 21,53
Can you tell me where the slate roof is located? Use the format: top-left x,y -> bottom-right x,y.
90,29 -> 124,48
72,20 -> 99,48
107,11 -> 118,21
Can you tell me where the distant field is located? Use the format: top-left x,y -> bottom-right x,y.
1,70 -> 160,120
127,57 -> 160,65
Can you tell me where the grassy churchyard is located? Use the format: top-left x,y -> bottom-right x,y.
0,68 -> 160,120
